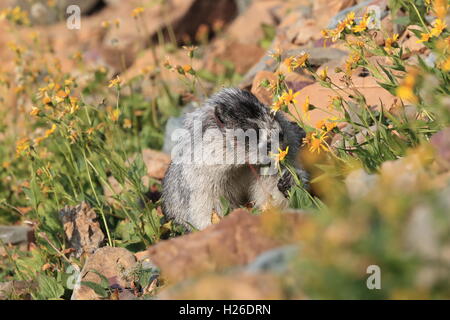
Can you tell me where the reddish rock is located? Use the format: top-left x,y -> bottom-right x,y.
203,39 -> 266,75
251,70 -> 277,105
59,202 -> 105,258
288,68 -> 399,128
225,0 -> 284,45
122,45 -> 201,97
312,0 -> 356,28
142,149 -> 171,180
71,247 -> 137,300
203,0 -> 288,75
399,26 -> 428,59
158,272 -> 284,299
136,209 -> 304,282
290,19 -> 323,46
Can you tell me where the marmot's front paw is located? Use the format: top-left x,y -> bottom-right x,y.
277,170 -> 294,198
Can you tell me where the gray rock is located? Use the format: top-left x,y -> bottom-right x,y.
239,53 -> 275,89
424,52 -> 437,68
0,225 -> 30,245
235,0 -> 253,15
345,168 -> 378,200
245,245 -> 299,273
405,205 -> 439,260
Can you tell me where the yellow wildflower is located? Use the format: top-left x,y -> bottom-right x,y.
86,127 -> 95,136
42,94 -> 52,105
433,0 -> 448,19
269,48 -> 282,62
34,136 -> 46,145
108,75 -> 121,88
69,97 -> 79,114
14,86 -> 24,94
302,96 -> 311,119
141,65 -> 155,75
396,69 -> 418,103
101,20 -> 110,28
441,56 -> 450,71
163,57 -> 172,70
295,52 -> 309,67
44,124 -> 57,138
182,64 -> 193,74
110,109 -> 120,122
132,7 -> 145,18
283,53 -> 309,72
396,86 -> 418,103
318,67 -> 328,81
271,98 -> 284,114
271,146 -> 289,164
417,32 -> 431,43
325,117 -> 338,132
72,51 -> 83,62
16,138 -> 30,155
123,119 -> 132,129
430,18 -> 447,37
384,33 -> 399,53
281,89 -> 300,105
1,6 -> 30,25
344,12 -> 356,27
56,89 -> 68,99
327,12 -> 356,41
344,52 -> 361,75
283,56 -> 297,72
352,14 -> 369,33
182,45 -> 198,58
68,129 -> 78,144
30,107 -> 40,117
307,133 -> 329,154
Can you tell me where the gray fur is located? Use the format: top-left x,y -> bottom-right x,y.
162,88 -> 308,230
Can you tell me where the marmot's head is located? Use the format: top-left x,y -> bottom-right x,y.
206,88 -> 305,167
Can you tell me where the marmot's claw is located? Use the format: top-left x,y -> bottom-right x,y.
277,170 -> 294,198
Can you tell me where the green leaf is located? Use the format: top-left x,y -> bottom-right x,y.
377,81 -> 397,95
88,269 -> 110,289
392,16 -> 410,26
80,280 -> 109,298
35,274 -> 65,300
219,196 -> 231,216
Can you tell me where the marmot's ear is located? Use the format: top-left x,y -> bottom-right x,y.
290,121 -> 306,141
214,105 -> 230,129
